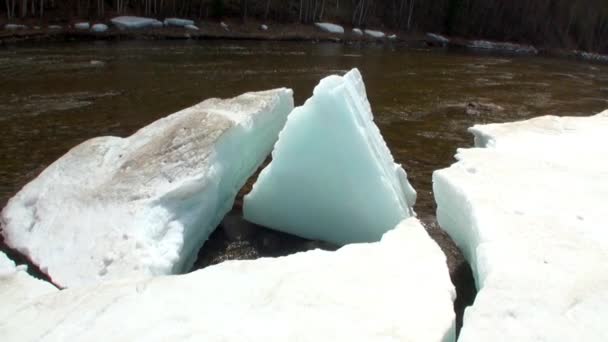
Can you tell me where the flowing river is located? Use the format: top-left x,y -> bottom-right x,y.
2,40 -> 607,222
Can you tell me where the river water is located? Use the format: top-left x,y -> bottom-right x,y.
2,40 -> 607,220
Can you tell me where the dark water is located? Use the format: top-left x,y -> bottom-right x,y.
2,40 -> 607,221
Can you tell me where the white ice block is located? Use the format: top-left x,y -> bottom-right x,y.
1,89 -> 293,288
244,69 -> 416,245
0,218 -> 455,342
433,111 -> 608,341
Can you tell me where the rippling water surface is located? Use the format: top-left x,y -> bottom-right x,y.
2,40 -> 607,222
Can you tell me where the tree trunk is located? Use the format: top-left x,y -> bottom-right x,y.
407,0 -> 414,31
264,0 -> 271,20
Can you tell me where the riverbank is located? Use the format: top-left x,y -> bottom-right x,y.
3,20 -> 607,66
0,19 -> 415,45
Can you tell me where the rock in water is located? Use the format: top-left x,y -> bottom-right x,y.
0,252 -> 57,320
433,111 -> 608,341
244,69 -> 416,245
0,218 -> 455,342
1,89 -> 294,288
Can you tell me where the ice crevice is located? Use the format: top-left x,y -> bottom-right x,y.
433,112 -> 608,341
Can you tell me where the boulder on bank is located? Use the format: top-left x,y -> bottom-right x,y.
314,22 -> 344,34
1,89 -> 294,288
0,218 -> 455,342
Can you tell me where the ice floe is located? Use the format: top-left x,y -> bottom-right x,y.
164,18 -> 195,27
74,22 -> 90,30
433,111 -> 608,341
4,24 -> 27,30
426,33 -> 450,46
364,29 -> 385,39
314,22 -> 344,34
466,40 -> 538,54
1,89 -> 293,288
110,16 -> 163,30
244,69 -> 416,245
91,23 -> 108,33
0,218 -> 455,342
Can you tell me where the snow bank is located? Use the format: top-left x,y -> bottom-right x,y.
185,24 -> 199,31
433,112 -> 608,341
388,34 -> 397,40
352,28 -> 363,35
91,23 -> 108,33
164,18 -> 194,27
4,24 -> 27,30
74,22 -> 90,30
314,22 -> 344,34
110,16 -> 163,30
467,40 -> 538,54
426,33 -> 449,46
576,51 -> 608,64
0,218 -> 455,342
0,252 -> 57,321
260,24 -> 268,31
1,89 -> 294,288
244,69 -> 416,245
364,29 -> 385,39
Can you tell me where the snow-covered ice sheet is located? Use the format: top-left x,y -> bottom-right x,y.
91,23 -> 108,33
0,252 -> 57,321
364,29 -> 385,38
0,218 -> 455,342
244,69 -> 416,245
164,18 -> 195,27
314,22 -> 344,34
426,33 -> 449,45
1,89 -> 293,288
433,111 -> 608,341
110,16 -> 163,30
